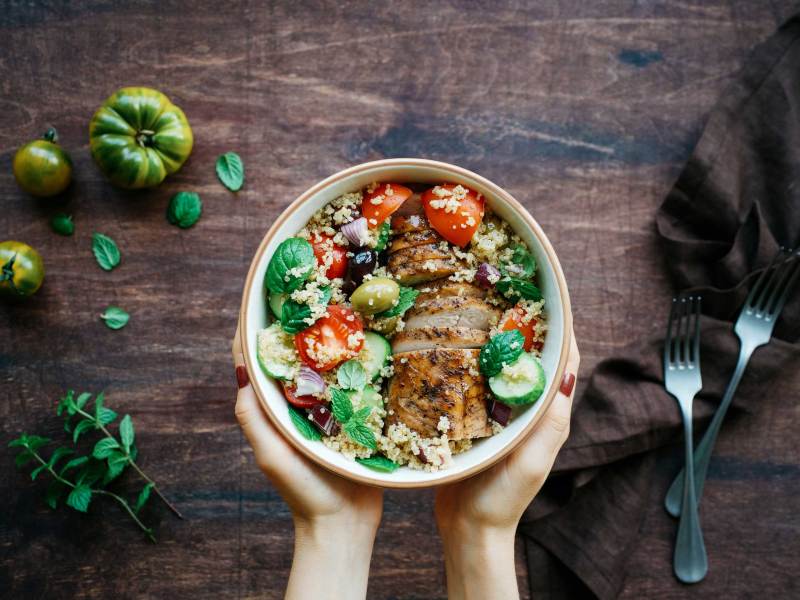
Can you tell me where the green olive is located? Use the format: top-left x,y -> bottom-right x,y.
350,277 -> 400,315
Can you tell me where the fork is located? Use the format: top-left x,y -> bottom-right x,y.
665,249 -> 800,519
664,295 -> 707,583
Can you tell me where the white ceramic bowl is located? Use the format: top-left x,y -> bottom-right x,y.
241,159 -> 572,488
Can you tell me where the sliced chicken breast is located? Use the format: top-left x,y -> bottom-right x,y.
388,242 -> 453,266
404,296 -> 501,331
389,229 -> 441,254
391,213 -> 429,235
415,280 -> 487,304
390,258 -> 461,285
387,348 -> 492,440
392,327 -> 489,353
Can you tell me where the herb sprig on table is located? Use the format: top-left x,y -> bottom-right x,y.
9,390 -> 181,542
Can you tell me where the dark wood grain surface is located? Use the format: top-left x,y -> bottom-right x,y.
2,2 -> 799,598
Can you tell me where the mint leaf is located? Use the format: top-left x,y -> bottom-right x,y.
100,306 -> 129,330
265,237 -> 315,294
288,406 -> 321,441
75,392 -> 92,410
167,191 -> 202,228
337,360 -> 367,391
496,277 -> 542,301
119,415 -> 134,451
356,455 -> 399,473
280,286 -> 331,334
330,387 -> 354,423
72,419 -> 94,443
30,463 -> 48,481
51,213 -> 74,236
92,437 -> 120,459
91,233 -> 120,271
94,392 -> 117,425
377,286 -> 419,319
135,483 -> 154,514
374,221 -> 391,251
66,485 -> 92,513
45,481 -> 67,509
103,451 -> 129,484
215,152 -> 244,192
46,446 -> 74,469
59,456 -> 89,475
343,421 -> 377,450
502,245 -> 536,278
14,451 -> 34,468
479,330 -> 525,377
352,406 -> 372,423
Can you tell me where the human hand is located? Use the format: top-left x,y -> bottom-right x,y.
233,322 -> 382,600
434,332 -> 580,600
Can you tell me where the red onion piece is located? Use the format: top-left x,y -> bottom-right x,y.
475,263 -> 501,289
489,399 -> 512,426
309,403 -> 339,436
294,365 -> 326,397
341,217 -> 369,247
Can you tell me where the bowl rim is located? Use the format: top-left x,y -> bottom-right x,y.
240,158 -> 573,488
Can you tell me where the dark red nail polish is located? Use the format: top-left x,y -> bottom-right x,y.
560,372 -> 575,396
236,366 -> 249,389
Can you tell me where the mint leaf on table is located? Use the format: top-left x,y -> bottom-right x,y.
135,483 -> 154,514
356,455 -> 399,473
119,414 -> 134,451
330,387 -> 353,423
479,330 -> 525,377
288,406 -> 322,441
343,421 -> 377,450
92,437 -> 120,459
91,233 -> 120,271
496,277 -> 542,302
265,237 -> 315,294
167,191 -> 202,228
66,484 -> 92,513
100,306 -> 129,330
215,151 -> 244,191
51,213 -> 74,236
377,286 -> 418,319
337,360 -> 366,391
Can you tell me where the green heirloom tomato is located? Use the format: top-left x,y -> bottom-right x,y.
13,128 -> 73,197
0,241 -> 45,299
89,87 -> 193,189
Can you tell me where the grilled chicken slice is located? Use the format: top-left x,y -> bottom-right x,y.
387,348 -> 492,440
415,280 -> 487,304
394,192 -> 423,217
392,327 -> 489,353
390,258 -> 461,285
389,229 -> 441,254
405,296 -> 501,331
391,213 -> 429,235
389,242 -> 453,266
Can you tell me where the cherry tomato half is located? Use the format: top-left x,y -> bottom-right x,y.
421,183 -> 484,247
362,183 -> 413,228
282,382 -> 323,409
295,305 -> 365,371
310,233 -> 348,279
499,304 -> 542,352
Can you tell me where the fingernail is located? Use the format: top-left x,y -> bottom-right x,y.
559,372 -> 575,396
236,366 -> 250,389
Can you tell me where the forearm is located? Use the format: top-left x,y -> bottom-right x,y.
286,516 -> 378,600
440,523 -> 519,600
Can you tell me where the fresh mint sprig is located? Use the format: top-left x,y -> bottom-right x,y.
9,390 -> 182,542
330,388 -> 376,449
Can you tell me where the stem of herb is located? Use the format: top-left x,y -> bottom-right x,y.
96,490 -> 156,542
74,406 -> 183,519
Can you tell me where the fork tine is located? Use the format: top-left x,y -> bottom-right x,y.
679,296 -> 690,365
746,248 -> 785,309
766,251 -> 800,318
691,296 -> 702,365
664,297 -> 679,367
753,249 -> 791,311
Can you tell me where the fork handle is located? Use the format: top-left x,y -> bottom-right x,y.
674,413 -> 708,583
665,344 -> 754,517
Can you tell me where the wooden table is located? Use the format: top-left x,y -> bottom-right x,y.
2,2 -> 797,598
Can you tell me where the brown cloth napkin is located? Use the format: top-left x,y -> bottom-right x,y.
519,14 -> 800,600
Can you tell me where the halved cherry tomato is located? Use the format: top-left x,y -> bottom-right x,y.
310,233 -> 348,279
295,305 -> 365,371
282,382 -> 322,409
362,183 -> 413,228
499,304 -> 542,352
421,183 -> 484,247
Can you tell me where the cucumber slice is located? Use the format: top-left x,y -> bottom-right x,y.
357,332 -> 392,380
349,385 -> 383,410
268,292 -> 286,319
256,323 -> 298,381
489,352 -> 546,405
